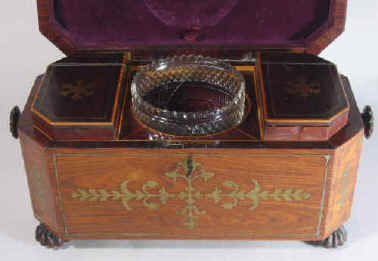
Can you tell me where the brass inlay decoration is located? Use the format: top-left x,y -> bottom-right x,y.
72,157 -> 312,229
286,77 -> 321,98
72,180 -> 175,212
164,156 -> 214,229
61,80 -> 94,101
34,169 -> 47,211
338,165 -> 352,211
207,180 -> 312,211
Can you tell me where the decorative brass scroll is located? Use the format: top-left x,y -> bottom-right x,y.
72,157 -> 312,229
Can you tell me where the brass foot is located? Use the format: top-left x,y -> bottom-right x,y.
306,226 -> 347,248
35,223 -> 64,248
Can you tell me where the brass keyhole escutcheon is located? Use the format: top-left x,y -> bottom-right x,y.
186,155 -> 194,177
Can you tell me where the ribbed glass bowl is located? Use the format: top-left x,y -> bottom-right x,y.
131,55 -> 246,136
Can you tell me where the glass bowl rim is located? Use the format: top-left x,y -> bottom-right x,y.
131,55 -> 246,118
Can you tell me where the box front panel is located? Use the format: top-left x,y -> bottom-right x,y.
54,151 -> 330,240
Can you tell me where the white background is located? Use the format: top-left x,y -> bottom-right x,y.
0,1 -> 377,260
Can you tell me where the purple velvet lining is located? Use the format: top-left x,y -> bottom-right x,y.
52,0 -> 331,50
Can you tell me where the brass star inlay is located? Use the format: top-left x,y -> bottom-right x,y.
61,80 -> 94,101
286,77 -> 321,97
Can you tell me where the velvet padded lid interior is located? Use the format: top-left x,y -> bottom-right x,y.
50,0 -> 334,52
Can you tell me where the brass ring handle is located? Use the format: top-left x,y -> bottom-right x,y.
10,106 -> 21,139
361,105 -> 374,139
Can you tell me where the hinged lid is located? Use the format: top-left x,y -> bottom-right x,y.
37,0 -> 347,55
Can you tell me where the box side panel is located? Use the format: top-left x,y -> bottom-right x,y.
19,133 -> 62,233
322,130 -> 364,237
52,149 -> 332,240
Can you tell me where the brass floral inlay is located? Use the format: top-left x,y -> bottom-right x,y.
72,157 -> 312,229
61,80 -> 94,101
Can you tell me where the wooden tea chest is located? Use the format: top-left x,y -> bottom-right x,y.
10,0 -> 374,248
